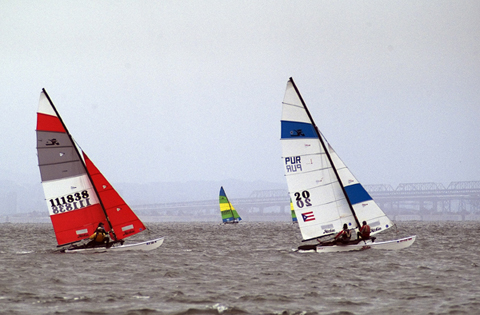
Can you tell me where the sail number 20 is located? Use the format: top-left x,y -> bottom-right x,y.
294,190 -> 312,208
49,190 -> 91,214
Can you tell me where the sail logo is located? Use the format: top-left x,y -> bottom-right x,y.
321,224 -> 335,234
75,229 -> 89,238
301,211 -> 315,222
290,129 -> 305,137
285,156 -> 302,173
121,224 -> 135,236
46,138 -> 60,146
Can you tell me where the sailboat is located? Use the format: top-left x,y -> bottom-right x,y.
36,89 -> 164,253
280,78 -> 415,253
219,186 -> 242,224
290,198 -> 298,223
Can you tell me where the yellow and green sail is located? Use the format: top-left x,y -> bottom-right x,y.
219,186 -> 242,223
290,198 -> 297,223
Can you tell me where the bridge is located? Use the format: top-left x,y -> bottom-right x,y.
132,181 -> 480,221
364,181 -> 480,215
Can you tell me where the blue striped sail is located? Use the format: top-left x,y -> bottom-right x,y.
281,78 -> 393,241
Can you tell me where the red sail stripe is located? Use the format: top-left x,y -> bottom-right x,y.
36,113 -> 66,132
50,203 -> 106,245
83,153 -> 146,240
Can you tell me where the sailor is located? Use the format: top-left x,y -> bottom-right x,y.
334,223 -> 351,244
358,221 -> 371,240
86,223 -> 110,248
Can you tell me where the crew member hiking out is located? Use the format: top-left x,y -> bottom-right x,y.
86,223 -> 110,248
358,221 -> 376,242
334,223 -> 351,244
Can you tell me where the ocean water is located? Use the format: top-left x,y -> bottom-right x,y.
0,221 -> 479,315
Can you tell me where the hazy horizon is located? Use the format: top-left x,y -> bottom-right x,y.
1,1 -> 479,204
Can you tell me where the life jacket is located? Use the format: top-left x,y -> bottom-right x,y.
360,225 -> 371,238
90,229 -> 106,242
336,229 -> 351,240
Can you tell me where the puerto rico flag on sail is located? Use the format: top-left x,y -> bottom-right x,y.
301,211 -> 315,222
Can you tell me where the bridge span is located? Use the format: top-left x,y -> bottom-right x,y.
133,181 -> 480,221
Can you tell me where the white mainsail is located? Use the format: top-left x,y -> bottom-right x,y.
281,78 -> 393,241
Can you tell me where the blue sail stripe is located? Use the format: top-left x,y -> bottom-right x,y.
219,187 -> 226,197
223,217 -> 242,222
281,121 -> 317,139
344,183 -> 373,205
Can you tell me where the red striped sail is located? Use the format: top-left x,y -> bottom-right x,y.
36,91 -> 106,245
83,153 -> 146,240
36,89 -> 146,246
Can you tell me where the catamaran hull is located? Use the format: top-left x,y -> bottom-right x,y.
63,237 -> 164,253
298,235 -> 416,253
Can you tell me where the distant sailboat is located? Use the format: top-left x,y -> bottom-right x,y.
280,78 -> 415,252
219,186 -> 242,224
36,89 -> 164,252
290,199 -> 297,223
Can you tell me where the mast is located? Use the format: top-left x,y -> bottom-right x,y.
287,78 -> 362,230
41,88 -> 119,241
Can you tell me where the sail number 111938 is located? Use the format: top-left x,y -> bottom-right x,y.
49,190 -> 91,214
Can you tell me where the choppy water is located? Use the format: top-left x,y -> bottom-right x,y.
0,221 -> 479,315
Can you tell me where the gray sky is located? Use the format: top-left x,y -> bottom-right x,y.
1,1 -> 479,188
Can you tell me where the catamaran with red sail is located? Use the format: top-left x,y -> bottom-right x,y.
36,89 -> 164,253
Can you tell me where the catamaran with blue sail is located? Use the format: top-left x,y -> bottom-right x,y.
280,78 -> 415,252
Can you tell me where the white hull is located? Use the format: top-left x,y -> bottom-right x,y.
63,237 -> 164,253
299,235 -> 416,253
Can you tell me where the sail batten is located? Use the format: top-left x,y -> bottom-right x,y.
284,166 -> 336,178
